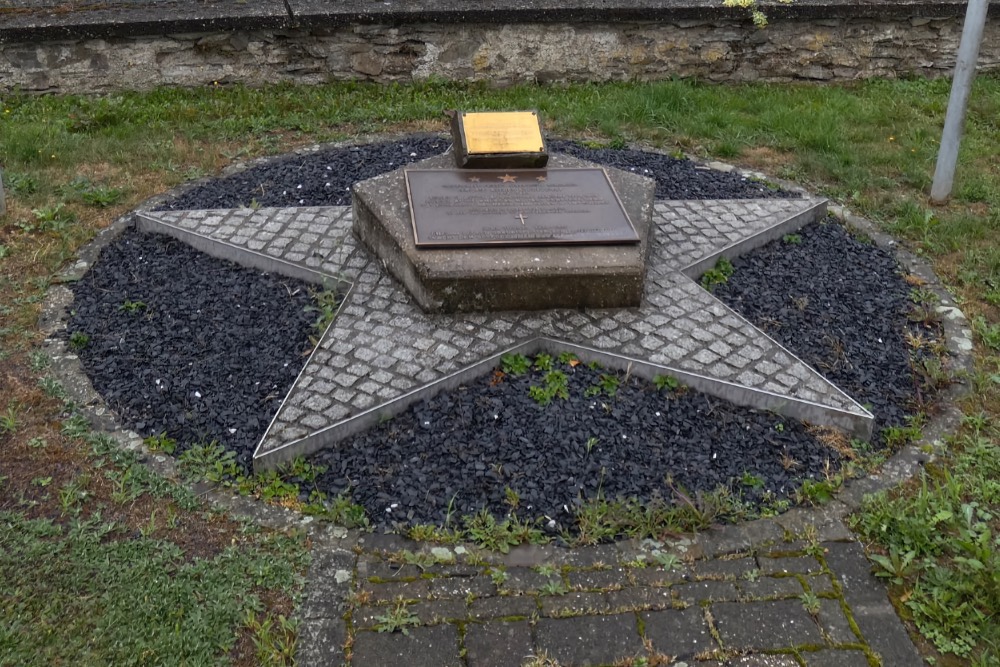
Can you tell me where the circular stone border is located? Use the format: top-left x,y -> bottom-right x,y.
38,136 -> 973,560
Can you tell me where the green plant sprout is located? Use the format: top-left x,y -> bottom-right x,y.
700,256 -> 735,291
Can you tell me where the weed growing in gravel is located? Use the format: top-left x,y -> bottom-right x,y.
739,472 -> 765,490
171,455 -> 373,527
653,374 -> 681,391
782,233 -> 802,244
700,257 -> 735,291
529,369 -> 570,406
533,353 -> 554,371
585,373 -> 620,398
557,351 -> 578,365
68,331 -> 90,350
118,299 -> 146,313
501,352 -> 531,375
795,476 -> 840,506
143,431 -> 177,454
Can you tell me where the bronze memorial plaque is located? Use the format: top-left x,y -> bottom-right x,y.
461,111 -> 545,155
405,168 -> 640,247
448,110 -> 548,169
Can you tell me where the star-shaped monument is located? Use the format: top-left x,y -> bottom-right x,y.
139,165 -> 872,471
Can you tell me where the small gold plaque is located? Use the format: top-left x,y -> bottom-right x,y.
460,111 -> 545,155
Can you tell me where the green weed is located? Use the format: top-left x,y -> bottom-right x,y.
795,477 -> 839,506
178,442 -> 239,483
0,404 -> 19,435
373,600 -> 420,635
557,351 -> 578,365
853,430 -> 1000,658
700,257 -> 735,291
533,353 -> 554,372
800,590 -> 821,616
245,610 -> 298,665
143,432 -> 177,455
653,374 -> 680,391
68,331 -> 90,350
463,509 -> 544,554
501,353 -> 531,376
973,315 -> 1000,352
3,171 -> 38,195
528,369 -> 570,406
305,287 -> 340,343
31,203 -> 76,232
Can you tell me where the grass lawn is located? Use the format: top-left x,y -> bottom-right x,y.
1,76 -> 999,665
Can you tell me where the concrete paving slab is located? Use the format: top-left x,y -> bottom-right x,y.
712,599 -> 824,650
534,613 -> 644,666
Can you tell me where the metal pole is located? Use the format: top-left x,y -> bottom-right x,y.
930,0 -> 990,202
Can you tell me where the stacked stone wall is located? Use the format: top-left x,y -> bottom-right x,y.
2,13 -> 999,92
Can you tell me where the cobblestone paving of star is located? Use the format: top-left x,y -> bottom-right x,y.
139,197 -> 872,467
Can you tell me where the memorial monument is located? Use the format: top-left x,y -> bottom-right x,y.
352,110 -> 656,313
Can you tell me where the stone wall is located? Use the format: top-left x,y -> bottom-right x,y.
2,14 -> 1000,92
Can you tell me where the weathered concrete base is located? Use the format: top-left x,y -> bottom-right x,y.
351,153 -> 655,313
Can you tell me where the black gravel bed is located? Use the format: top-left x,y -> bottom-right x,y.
154,137 -> 795,211
66,227 -> 318,470
713,218 -> 920,445
313,361 -> 836,531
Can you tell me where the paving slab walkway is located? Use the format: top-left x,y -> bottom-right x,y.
297,524 -> 926,666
